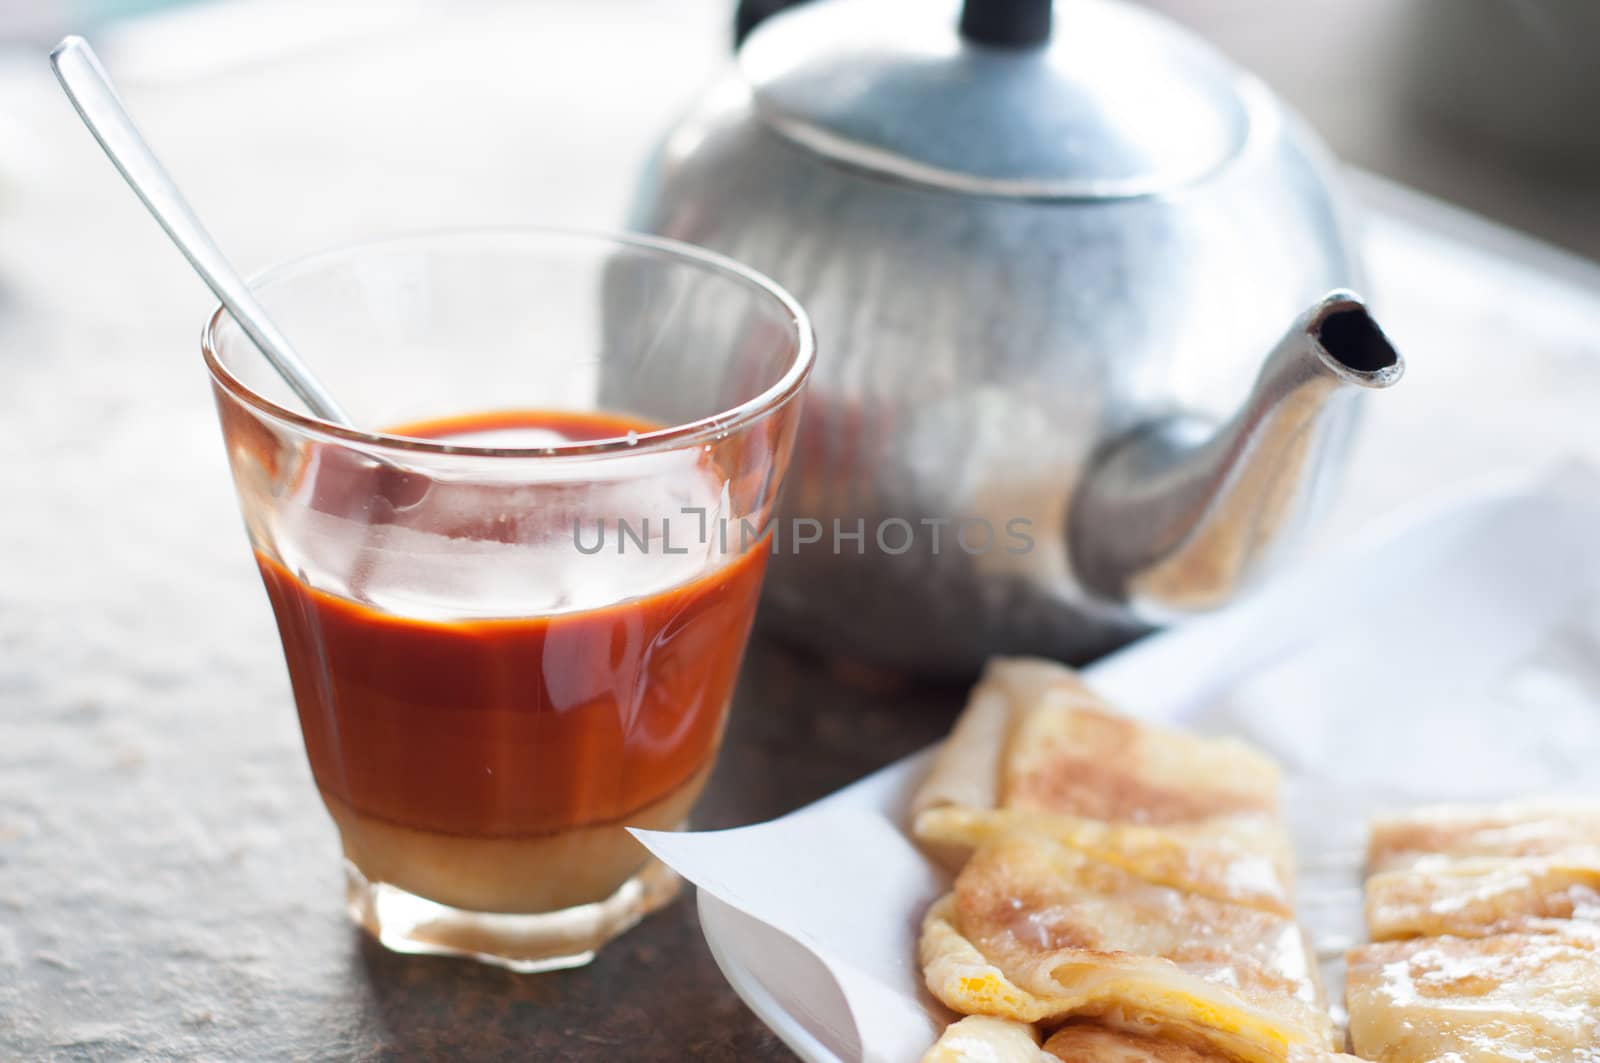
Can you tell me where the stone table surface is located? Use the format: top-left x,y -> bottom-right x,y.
2,2 -> 1599,1061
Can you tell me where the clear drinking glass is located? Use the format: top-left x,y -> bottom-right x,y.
203,230 -> 813,971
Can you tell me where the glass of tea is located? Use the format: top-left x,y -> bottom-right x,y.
203,230 -> 813,971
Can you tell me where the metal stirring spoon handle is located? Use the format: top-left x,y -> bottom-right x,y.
50,35 -> 354,426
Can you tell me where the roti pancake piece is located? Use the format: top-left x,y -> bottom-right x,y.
912,658 -> 1281,825
915,805 -> 1293,916
1044,1023 -> 1229,1062
922,1015 -> 1042,1063
1366,854 -> 1600,940
1366,800 -> 1600,874
911,657 -> 1292,908
1041,1023 -> 1365,1063
919,836 -> 1335,1063
1000,687 -> 1279,826
1345,928 -> 1600,1062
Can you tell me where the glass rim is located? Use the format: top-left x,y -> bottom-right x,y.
201,226 -> 816,459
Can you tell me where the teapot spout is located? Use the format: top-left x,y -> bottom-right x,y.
1070,290 -> 1403,615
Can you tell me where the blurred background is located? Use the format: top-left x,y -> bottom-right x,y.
1,0 -> 1597,263
1147,0 -> 1600,260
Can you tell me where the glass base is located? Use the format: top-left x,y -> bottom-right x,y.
343,856 -> 682,972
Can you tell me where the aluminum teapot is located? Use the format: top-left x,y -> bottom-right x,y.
628,0 -> 1403,676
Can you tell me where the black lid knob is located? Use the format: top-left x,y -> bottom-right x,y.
960,0 -> 1053,47
735,0 -> 811,46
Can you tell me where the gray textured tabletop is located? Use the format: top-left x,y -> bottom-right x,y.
3,2 -> 1600,1061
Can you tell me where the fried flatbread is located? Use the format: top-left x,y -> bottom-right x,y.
1044,1023 -> 1228,1062
916,806 -> 1293,917
1363,800 -> 1600,941
1366,855 -> 1600,940
1040,1023 -> 1363,1063
919,835 -> 1335,1063
1367,800 -> 1600,874
912,658 -> 1292,912
922,1016 -> 1042,1063
1345,928 -> 1600,1062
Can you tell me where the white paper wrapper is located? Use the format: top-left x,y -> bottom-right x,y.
635,463 -> 1600,1063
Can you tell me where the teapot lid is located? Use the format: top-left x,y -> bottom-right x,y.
739,0 -> 1257,199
